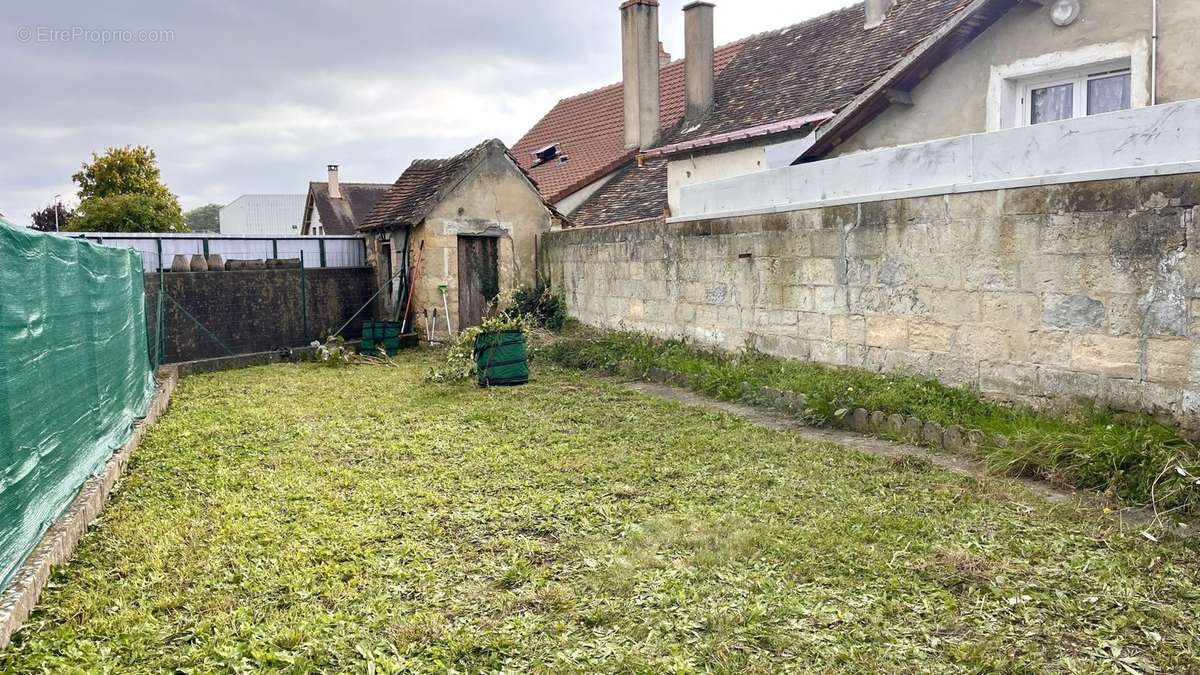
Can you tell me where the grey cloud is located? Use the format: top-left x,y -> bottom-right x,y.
0,1 -> 845,224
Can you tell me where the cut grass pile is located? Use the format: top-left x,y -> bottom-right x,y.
2,357 -> 1199,672
541,326 -> 1200,516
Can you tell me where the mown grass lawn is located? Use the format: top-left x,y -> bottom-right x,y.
3,356 -> 1198,673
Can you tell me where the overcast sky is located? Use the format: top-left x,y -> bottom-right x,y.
0,1 -> 855,225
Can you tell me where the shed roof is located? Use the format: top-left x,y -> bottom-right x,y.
305,182 -> 391,235
359,140 -> 523,231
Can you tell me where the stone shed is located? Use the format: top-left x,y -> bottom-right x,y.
357,139 -> 561,338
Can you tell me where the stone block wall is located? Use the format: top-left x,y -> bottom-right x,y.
145,267 -> 374,363
544,174 -> 1200,427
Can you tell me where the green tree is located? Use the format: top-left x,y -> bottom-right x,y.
71,145 -> 187,232
69,193 -> 187,233
72,145 -> 174,202
185,203 -> 222,233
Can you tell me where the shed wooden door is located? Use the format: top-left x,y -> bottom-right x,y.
457,236 -> 499,329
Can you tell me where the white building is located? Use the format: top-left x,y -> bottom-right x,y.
219,194 -> 306,236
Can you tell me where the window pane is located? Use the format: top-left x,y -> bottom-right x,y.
1087,72 -> 1131,115
1031,83 -> 1073,124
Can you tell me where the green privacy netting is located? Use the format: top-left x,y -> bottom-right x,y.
0,222 -> 155,590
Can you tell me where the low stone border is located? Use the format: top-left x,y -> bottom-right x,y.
0,368 -> 179,651
642,366 -> 1010,458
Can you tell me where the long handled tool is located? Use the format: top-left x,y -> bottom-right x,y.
329,262 -> 408,341
439,283 -> 454,337
399,240 -> 425,335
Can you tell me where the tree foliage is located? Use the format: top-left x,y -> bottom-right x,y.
71,145 -> 187,233
73,146 -> 173,202
185,204 -> 222,233
69,193 -> 187,233
30,203 -> 76,232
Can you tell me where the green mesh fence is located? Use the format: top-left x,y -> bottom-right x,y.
0,222 -> 155,590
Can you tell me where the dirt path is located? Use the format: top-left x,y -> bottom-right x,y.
626,381 -> 1186,533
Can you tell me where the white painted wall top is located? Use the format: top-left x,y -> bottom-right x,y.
674,99 -> 1200,222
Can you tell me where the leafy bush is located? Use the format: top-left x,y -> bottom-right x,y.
510,280 -> 567,331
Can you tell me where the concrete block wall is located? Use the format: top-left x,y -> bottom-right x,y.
544,174 -> 1200,427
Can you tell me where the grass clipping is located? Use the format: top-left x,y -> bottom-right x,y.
427,313 -> 533,383
5,359 -> 1200,672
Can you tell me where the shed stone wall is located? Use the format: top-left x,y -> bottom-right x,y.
544,174 -> 1200,428
370,150 -> 554,336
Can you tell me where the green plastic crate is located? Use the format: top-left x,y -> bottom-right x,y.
360,322 -> 403,356
361,321 -> 401,341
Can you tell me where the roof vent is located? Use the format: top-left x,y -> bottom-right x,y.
533,144 -> 560,165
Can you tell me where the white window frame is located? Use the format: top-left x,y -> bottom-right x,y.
1018,65 -> 1132,126
987,40 -> 1150,131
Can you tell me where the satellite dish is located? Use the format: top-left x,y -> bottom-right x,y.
1050,0 -> 1080,26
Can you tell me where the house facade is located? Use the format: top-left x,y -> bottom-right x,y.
358,140 -> 558,338
831,0 -> 1199,156
512,0 -> 1200,228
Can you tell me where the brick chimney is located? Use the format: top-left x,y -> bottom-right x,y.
621,0 -> 661,150
327,164 -> 341,200
865,0 -> 897,29
683,2 -> 715,123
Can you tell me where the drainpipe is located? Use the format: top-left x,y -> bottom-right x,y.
1151,0 -> 1158,105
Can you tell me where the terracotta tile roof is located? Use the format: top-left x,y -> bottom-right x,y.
566,0 -> 1007,228
640,111 -> 836,159
570,158 -> 668,228
510,42 -> 744,204
306,182 -> 391,235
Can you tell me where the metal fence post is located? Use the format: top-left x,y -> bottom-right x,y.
202,238 -> 210,258
319,239 -> 327,268
272,239 -> 279,260
300,251 -> 309,344
157,267 -> 165,366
